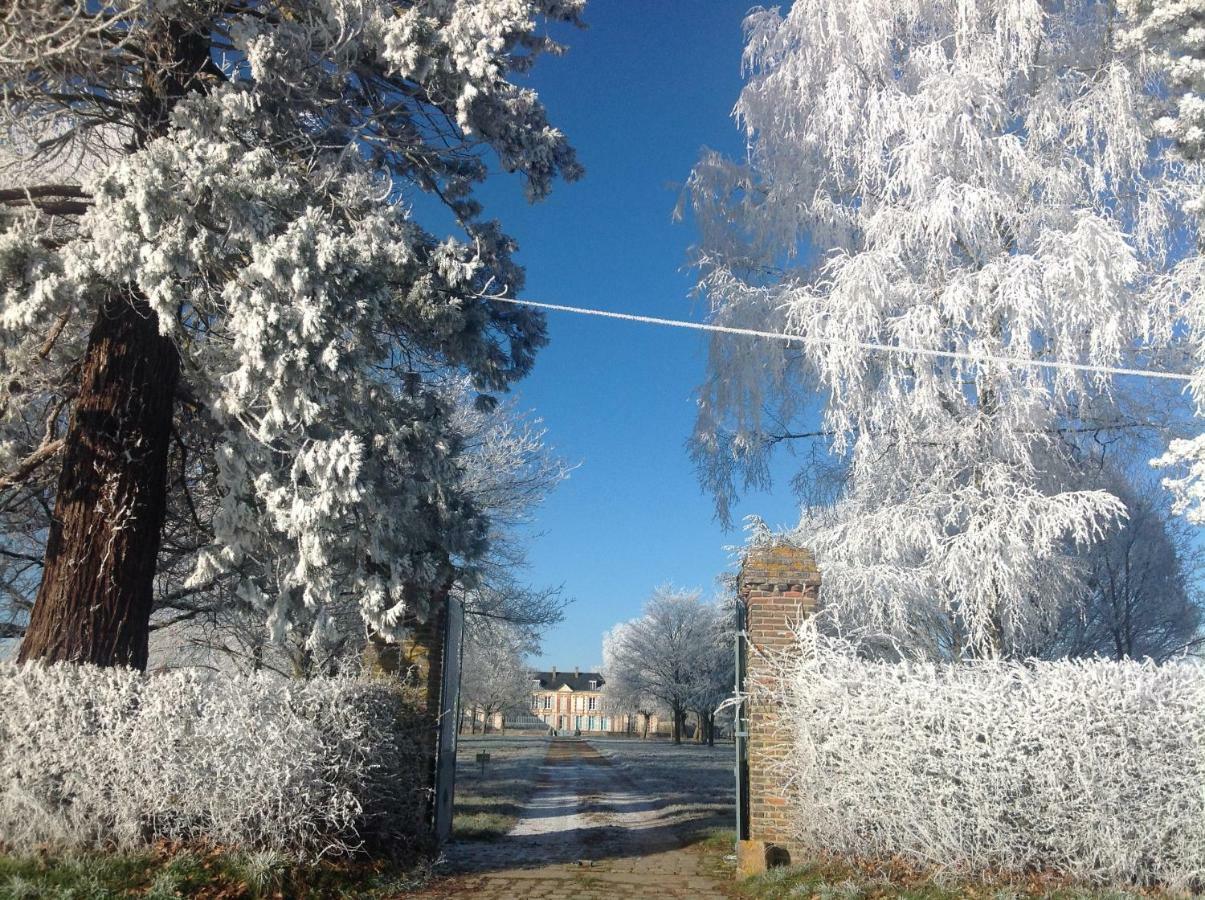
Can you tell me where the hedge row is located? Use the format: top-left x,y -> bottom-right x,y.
777,628 -> 1205,889
0,664 -> 425,858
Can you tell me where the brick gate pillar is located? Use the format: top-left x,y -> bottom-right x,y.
736,542 -> 820,876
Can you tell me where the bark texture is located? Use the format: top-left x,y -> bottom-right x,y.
18,295 -> 179,669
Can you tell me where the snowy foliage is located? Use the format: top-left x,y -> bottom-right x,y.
142,380 -> 569,678
1127,1 -> 1205,523
601,633 -> 662,733
1034,474 -> 1204,662
604,586 -> 733,740
458,619 -> 533,730
772,623 -> 1205,889
1155,434 -> 1205,524
447,380 -> 572,632
0,0 -> 582,649
688,0 -> 1204,654
1121,0 -> 1205,210
0,664 -> 423,857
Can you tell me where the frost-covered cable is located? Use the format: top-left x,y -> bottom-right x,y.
490,296 -> 1193,384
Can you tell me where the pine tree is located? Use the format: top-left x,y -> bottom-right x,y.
0,0 -> 582,668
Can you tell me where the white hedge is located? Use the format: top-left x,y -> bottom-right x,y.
0,664 -> 424,858
775,627 -> 1205,890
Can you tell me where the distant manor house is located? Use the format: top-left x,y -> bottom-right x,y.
529,666 -> 611,733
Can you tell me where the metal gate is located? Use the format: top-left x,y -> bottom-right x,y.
734,599 -> 750,843
433,594 -> 464,843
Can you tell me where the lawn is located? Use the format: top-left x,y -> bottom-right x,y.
450,733 -> 550,841
0,845 -> 430,900
588,735 -> 736,843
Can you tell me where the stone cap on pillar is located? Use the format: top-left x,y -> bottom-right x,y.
738,542 -> 821,595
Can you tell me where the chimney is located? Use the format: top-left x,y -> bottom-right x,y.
574,666 -> 580,678
551,665 -> 557,679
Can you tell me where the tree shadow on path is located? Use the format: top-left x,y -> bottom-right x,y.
438,737 -> 733,875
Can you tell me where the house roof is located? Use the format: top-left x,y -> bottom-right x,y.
531,670 -> 604,692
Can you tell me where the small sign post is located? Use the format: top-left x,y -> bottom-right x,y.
476,751 -> 490,775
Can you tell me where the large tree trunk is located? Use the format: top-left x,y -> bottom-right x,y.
16,17 -> 215,670
18,294 -> 179,669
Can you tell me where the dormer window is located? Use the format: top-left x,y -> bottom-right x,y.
588,680 -> 598,690
531,678 -> 541,688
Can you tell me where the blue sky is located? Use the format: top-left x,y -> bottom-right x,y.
470,2 -> 805,670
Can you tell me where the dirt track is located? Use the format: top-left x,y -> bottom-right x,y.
412,738 -> 734,899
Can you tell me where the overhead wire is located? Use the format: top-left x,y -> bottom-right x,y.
488,296 -> 1194,384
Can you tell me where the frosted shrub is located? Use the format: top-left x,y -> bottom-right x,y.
775,626 -> 1205,889
0,664 -> 423,857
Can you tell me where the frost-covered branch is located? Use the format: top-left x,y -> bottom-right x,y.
689,0 -> 1204,654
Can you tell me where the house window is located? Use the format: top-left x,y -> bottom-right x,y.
574,715 -> 583,730
587,696 -> 597,711
531,696 -> 538,710
587,716 -> 596,731
542,696 -> 552,710
588,680 -> 598,690
531,678 -> 541,688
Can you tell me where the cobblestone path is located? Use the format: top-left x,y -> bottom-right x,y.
410,739 -> 735,899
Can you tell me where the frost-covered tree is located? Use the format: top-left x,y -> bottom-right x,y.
685,603 -> 733,746
1121,1 -> 1205,215
140,380 -> 571,677
458,620 -> 532,733
601,633 -> 660,738
1123,1 -> 1205,522
687,0 -> 1203,654
605,585 -> 727,744
446,381 -> 572,632
819,470 -> 1205,662
1037,474 -> 1204,662
0,0 -> 582,668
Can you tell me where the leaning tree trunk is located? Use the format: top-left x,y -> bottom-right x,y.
18,294 -> 179,669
